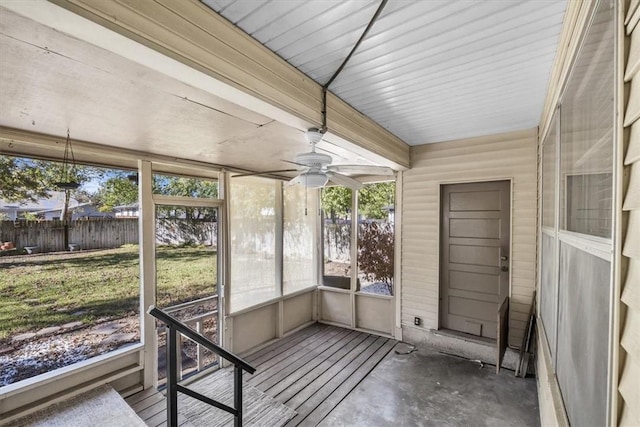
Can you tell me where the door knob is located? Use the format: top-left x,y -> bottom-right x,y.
500,255 -> 508,261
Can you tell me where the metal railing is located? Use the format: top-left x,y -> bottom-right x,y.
148,306 -> 256,427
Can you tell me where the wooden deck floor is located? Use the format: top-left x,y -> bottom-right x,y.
128,323 -> 397,426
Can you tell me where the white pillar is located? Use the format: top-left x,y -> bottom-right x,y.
138,160 -> 157,388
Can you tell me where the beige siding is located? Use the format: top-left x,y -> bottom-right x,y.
402,128 -> 537,347
620,2 -> 640,424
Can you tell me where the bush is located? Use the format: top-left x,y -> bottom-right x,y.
358,222 -> 394,292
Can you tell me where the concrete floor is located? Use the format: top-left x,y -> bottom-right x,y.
319,343 -> 539,427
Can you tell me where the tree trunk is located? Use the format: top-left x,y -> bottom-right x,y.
62,189 -> 71,249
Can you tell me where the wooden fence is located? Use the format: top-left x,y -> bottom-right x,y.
2,220 -> 376,256
323,222 -> 394,262
324,223 -> 352,262
1,219 -> 139,253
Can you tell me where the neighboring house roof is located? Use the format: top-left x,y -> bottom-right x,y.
113,203 -> 139,210
34,202 -> 95,215
0,192 -> 82,212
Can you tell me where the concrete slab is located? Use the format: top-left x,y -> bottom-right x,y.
36,326 -> 61,336
12,332 -> 36,342
320,344 -> 539,427
102,332 -> 137,345
89,322 -> 124,335
61,321 -> 84,329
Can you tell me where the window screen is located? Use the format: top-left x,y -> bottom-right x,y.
229,177 -> 277,312
559,1 -> 614,239
283,185 -> 317,294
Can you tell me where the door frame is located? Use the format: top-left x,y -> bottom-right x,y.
436,178 -> 514,332
317,179 -> 398,339
152,193 -> 224,380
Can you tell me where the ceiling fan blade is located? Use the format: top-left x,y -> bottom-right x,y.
326,171 -> 363,190
287,174 -> 303,187
326,165 -> 394,176
232,169 -> 298,178
281,159 -> 308,167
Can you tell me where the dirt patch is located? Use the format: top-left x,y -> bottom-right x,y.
0,316 -> 140,386
1,298 -> 220,387
323,261 -> 351,277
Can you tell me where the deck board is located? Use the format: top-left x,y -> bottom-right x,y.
250,328 -> 352,388
243,324 -> 328,365
266,331 -> 369,401
127,323 -> 396,426
130,393 -> 165,413
295,338 -> 398,426
256,330 -> 359,392
125,388 -> 159,406
282,335 -> 386,423
247,327 -> 339,382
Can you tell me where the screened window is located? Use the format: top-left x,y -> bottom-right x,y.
540,113 -> 559,355
229,177 -> 277,312
283,185 -> 317,294
538,1 -> 615,426
357,182 -> 395,295
153,173 -> 219,198
542,116 -> 557,229
0,158 -> 140,386
321,186 -> 353,289
559,3 -> 614,239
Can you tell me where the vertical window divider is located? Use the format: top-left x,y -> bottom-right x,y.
275,181 -> 284,298
553,107 -> 561,372
222,171 -> 232,359
350,188 -> 358,328
276,182 -> 284,338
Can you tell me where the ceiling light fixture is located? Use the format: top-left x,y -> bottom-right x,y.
301,170 -> 329,188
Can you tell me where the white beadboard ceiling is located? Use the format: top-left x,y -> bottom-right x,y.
203,0 -> 567,145
0,0 -> 567,178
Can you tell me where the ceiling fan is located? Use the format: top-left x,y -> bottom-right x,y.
233,1 -> 392,191
233,128 -> 394,190
287,129 -> 393,190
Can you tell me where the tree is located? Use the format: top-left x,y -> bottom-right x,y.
0,155 -> 102,209
31,159 -> 102,222
321,186 -> 352,222
0,156 -> 49,203
1,155 -> 104,247
94,175 -> 138,212
154,175 -> 218,221
358,182 -> 395,220
320,182 -> 395,222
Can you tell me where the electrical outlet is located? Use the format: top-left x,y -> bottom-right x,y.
414,317 -> 421,326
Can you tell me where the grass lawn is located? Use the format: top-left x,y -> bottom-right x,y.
0,245 -> 217,342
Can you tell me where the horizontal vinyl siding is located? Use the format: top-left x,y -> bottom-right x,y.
401,128 -> 537,347
620,1 -> 640,423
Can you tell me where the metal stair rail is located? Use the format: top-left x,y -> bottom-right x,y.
148,306 -> 256,427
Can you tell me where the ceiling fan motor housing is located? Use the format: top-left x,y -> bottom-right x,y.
305,128 -> 324,144
294,151 -> 332,168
